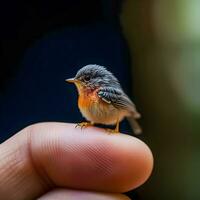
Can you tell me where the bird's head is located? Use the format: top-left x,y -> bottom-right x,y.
66,64 -> 120,94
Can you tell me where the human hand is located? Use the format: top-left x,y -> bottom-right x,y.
0,123 -> 153,200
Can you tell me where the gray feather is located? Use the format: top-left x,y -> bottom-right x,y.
98,87 -> 139,116
75,64 -> 121,88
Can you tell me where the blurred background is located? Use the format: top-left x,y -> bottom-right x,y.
0,0 -> 200,199
121,0 -> 200,199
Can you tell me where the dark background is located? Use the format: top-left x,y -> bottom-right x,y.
0,0 -> 138,199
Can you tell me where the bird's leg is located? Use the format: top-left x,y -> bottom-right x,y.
114,119 -> 120,133
106,118 -> 120,134
75,121 -> 94,129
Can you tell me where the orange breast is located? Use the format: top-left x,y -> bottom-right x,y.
78,90 -> 98,109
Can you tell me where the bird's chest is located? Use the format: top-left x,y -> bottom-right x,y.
78,90 -> 98,109
77,89 -> 120,125
78,89 -> 107,121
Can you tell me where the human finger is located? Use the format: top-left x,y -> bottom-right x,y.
0,122 -> 153,200
38,189 -> 131,200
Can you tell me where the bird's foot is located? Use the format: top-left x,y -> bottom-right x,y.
105,128 -> 119,134
75,122 -> 93,129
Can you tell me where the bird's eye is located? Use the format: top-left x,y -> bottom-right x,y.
84,75 -> 90,82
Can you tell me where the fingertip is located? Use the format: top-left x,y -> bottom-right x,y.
0,122 -> 153,200
30,122 -> 153,192
99,133 -> 154,192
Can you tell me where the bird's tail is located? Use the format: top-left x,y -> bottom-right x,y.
127,115 -> 142,135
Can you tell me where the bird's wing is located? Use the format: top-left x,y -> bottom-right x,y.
97,87 -> 140,118
98,87 -> 142,134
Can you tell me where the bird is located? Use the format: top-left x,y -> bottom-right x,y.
66,64 -> 142,134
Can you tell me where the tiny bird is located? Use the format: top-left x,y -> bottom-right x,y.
66,64 -> 142,134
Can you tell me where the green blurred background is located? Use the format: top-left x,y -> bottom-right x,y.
121,0 -> 200,199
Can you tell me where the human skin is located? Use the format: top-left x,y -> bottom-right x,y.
0,122 -> 153,200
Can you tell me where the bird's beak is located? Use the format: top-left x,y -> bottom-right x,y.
65,78 -> 79,83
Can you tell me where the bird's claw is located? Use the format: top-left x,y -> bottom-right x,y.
105,128 -> 119,134
75,122 -> 92,129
